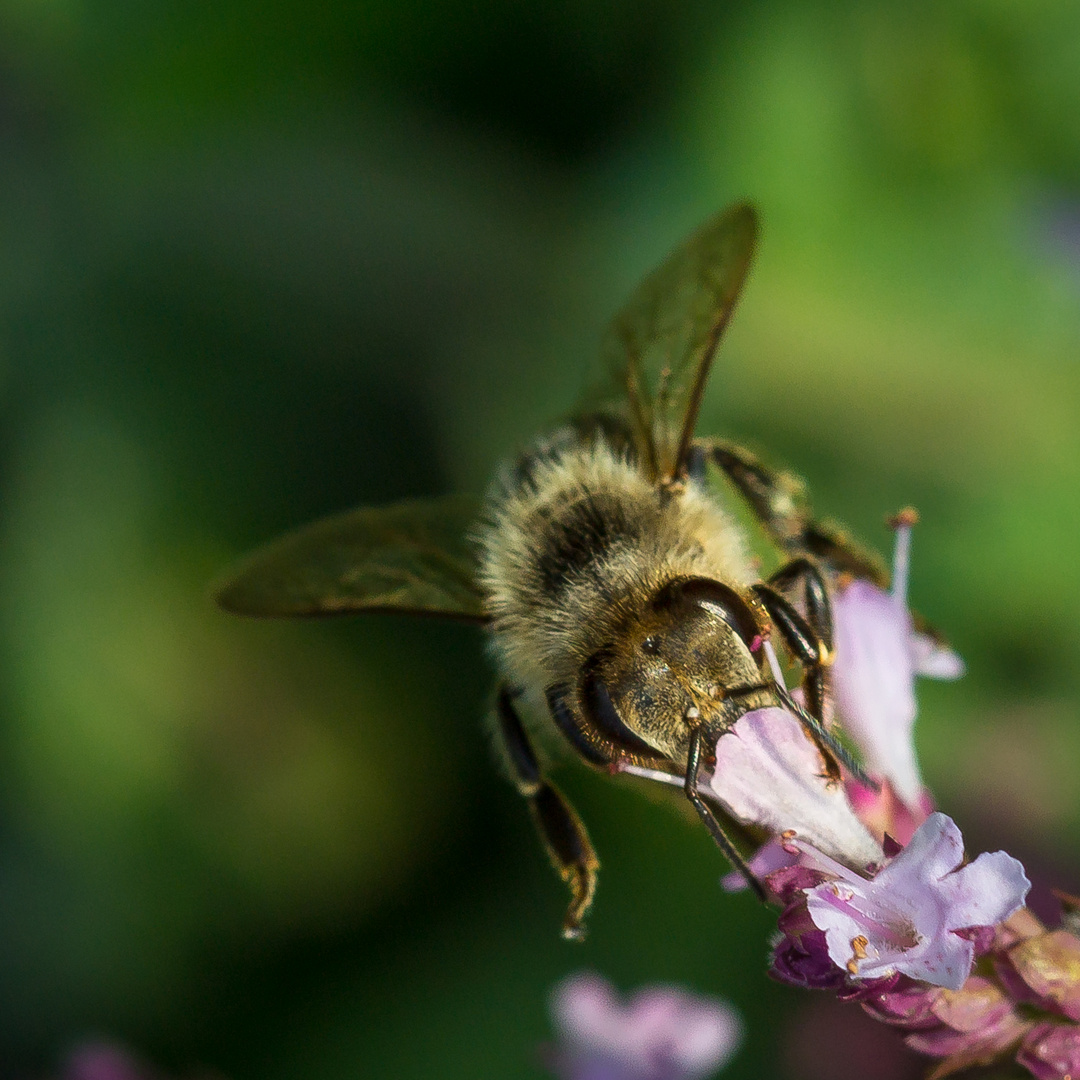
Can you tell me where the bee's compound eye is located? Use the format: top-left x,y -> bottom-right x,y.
653,577 -> 762,652
581,653 -> 656,758
640,635 -> 661,656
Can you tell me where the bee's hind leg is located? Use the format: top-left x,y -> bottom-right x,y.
684,727 -> 766,901
698,439 -> 887,585
495,687 -> 599,941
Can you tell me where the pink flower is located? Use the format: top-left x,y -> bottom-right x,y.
719,836 -> 800,893
831,514 -> 963,814
1018,1022 -> 1080,1080
845,777 -> 933,847
804,813 -> 1029,990
903,977 -> 1032,1076
709,707 -> 882,873
548,973 -> 742,1080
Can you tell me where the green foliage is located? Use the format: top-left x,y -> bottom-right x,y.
0,1 -> 1076,1077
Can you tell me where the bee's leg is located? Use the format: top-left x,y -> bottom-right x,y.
750,582 -> 842,783
684,727 -> 766,901
768,557 -> 834,663
697,439 -> 887,585
495,687 -> 599,941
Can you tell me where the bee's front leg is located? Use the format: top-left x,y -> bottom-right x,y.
751,581 -> 843,784
765,557 -> 835,719
495,687 -> 599,941
683,727 -> 766,901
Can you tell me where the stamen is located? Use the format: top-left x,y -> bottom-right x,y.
846,934 -> 870,973
888,506 -> 919,605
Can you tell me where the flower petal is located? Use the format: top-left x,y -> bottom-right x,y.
709,708 -> 882,871
803,815 -> 1028,991
63,1045 -> 150,1080
910,632 -> 966,680
549,973 -> 742,1080
937,851 -> 1030,932
872,813 -> 964,892
720,838 -> 797,894
626,988 -> 742,1077
553,973 -> 625,1054
892,927 -> 975,990
831,580 -> 924,809
930,977 -> 1011,1034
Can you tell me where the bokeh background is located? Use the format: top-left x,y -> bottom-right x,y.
0,1 -> 1078,1077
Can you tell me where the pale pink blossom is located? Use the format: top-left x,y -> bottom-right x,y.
709,707 -> 882,873
803,813 -> 1029,990
548,972 -> 742,1080
831,517 -> 963,812
719,836 -> 799,893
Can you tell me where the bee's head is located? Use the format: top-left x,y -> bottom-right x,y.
579,577 -> 769,761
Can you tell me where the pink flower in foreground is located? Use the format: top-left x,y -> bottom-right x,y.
803,813 -> 1029,990
831,513 -> 963,814
548,973 -> 742,1080
710,707 -> 882,873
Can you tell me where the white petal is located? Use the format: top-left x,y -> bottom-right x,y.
873,812 -> 964,891
710,708 -> 882,870
832,580 -> 925,808
627,989 -> 743,1077
894,930 -> 976,991
805,883 -> 883,975
911,632 -> 966,680
552,972 -> 625,1053
941,850 -> 1031,931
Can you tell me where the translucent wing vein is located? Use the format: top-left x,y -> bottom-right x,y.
603,202 -> 758,480
214,494 -> 486,621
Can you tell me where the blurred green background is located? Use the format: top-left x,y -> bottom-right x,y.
0,1 -> 1078,1077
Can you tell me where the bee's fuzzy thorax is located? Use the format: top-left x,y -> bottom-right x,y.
476,437 -> 754,699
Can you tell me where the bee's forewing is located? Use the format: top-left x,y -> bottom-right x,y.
602,202 -> 758,482
213,494 -> 487,621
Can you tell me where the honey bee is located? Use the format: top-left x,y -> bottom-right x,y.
215,203 -> 884,940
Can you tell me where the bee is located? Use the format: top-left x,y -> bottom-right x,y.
215,203 -> 884,940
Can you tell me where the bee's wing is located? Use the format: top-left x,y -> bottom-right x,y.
602,202 -> 758,482
214,494 -> 487,622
